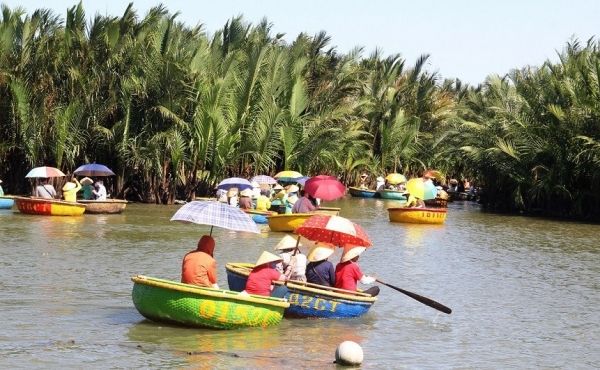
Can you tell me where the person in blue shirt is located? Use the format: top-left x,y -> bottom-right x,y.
305,243 -> 336,287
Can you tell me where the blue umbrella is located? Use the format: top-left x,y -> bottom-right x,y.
170,200 -> 259,235
74,163 -> 115,177
217,177 -> 252,191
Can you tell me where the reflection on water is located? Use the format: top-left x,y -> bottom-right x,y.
0,201 -> 599,368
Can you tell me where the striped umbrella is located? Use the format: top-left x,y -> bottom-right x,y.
295,215 -> 371,247
170,201 -> 259,235
250,175 -> 277,185
217,177 -> 253,190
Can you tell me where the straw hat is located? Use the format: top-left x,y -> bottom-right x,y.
307,243 -> 335,262
227,188 -> 239,197
273,184 -> 284,190
62,181 -> 77,191
80,177 -> 93,186
255,251 -> 282,266
240,189 -> 253,197
285,184 -> 299,193
341,246 -> 366,262
274,234 -> 302,250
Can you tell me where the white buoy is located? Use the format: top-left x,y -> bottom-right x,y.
335,340 -> 363,366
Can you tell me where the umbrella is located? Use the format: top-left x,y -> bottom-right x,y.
250,175 -> 277,185
385,173 -> 407,185
405,178 -> 437,200
74,163 -> 115,176
217,177 -> 252,191
304,175 -> 346,201
274,170 -> 303,183
170,201 -> 259,235
296,176 -> 310,186
25,166 -> 66,178
423,169 -> 444,181
295,215 -> 371,247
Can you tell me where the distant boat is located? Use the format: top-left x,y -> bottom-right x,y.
388,207 -> 447,224
348,187 -> 377,198
131,275 -> 289,329
14,196 -> 85,216
0,196 -> 15,209
313,206 -> 341,216
378,190 -> 408,201
78,199 -> 128,214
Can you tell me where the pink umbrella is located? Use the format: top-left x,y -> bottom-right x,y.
303,175 -> 346,201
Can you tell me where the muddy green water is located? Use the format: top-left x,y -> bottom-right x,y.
1,198 -> 598,369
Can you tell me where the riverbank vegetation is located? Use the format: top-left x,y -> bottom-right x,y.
1,3 -> 599,221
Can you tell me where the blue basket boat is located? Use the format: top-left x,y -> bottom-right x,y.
226,263 -> 377,319
348,187 -> 377,198
0,196 -> 15,209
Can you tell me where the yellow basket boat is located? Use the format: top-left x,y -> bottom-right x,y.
14,196 -> 86,216
266,213 -> 312,232
313,206 -> 341,216
388,207 -> 447,224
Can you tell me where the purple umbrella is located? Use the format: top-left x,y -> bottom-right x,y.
250,175 -> 277,185
74,163 -> 115,177
216,177 -> 253,190
296,176 -> 311,186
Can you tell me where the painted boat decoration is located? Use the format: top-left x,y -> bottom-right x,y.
226,263 -> 377,319
78,199 -> 128,214
266,213 -> 312,232
313,206 -> 341,216
348,187 -> 377,198
131,275 -> 289,330
14,196 -> 86,216
424,198 -> 448,208
377,190 -> 408,200
0,196 -> 15,209
387,207 -> 447,224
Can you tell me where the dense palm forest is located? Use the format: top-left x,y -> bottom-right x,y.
1,3 -> 599,221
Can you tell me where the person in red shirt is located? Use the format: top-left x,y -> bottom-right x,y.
245,251 -> 288,297
335,246 -> 379,296
181,235 -> 219,288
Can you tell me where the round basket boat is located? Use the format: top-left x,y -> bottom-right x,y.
131,275 -> 289,330
348,187 -> 377,198
388,207 -> 447,224
0,196 -> 15,209
14,196 -> 86,216
313,206 -> 341,216
226,263 -> 377,319
266,213 -> 312,232
79,199 -> 128,214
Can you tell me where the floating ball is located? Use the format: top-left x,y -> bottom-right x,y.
335,340 -> 363,366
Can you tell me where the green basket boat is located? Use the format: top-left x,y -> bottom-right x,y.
131,275 -> 290,330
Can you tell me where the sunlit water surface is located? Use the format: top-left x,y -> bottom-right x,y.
1,198 -> 598,369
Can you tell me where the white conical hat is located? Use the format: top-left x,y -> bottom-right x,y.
240,189 -> 253,197
307,243 -> 335,262
341,246 -> 366,262
274,234 -> 302,250
255,251 -> 282,266
80,177 -> 93,186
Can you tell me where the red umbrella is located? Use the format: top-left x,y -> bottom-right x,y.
295,214 -> 371,247
303,175 -> 346,201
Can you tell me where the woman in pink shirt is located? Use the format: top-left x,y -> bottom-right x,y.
335,246 -> 379,296
245,251 -> 288,297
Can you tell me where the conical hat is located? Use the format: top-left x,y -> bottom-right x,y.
307,243 -> 335,262
62,181 -> 77,191
256,251 -> 282,266
274,234 -> 302,250
273,184 -> 284,190
80,177 -> 93,186
285,184 -> 299,193
240,189 -> 253,197
227,188 -> 239,197
341,246 -> 366,262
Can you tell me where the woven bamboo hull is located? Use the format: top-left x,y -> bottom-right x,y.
388,207 -> 447,224
226,263 -> 376,319
0,196 -> 15,209
266,213 -> 312,231
348,187 -> 377,198
378,190 -> 408,200
79,199 -> 128,214
313,206 -> 341,216
15,196 -> 86,216
131,275 -> 289,329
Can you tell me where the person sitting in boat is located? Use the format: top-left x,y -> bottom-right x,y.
270,184 -> 287,213
335,246 -> 379,296
358,173 -> 369,190
285,185 -> 299,213
92,180 -> 107,200
274,234 -> 307,282
375,176 -> 385,191
181,235 -> 219,288
238,189 -> 253,210
79,177 -> 94,200
62,178 -> 82,203
34,178 -> 57,199
245,251 -> 288,297
216,188 -> 228,203
227,187 -> 239,207
306,243 -> 336,287
291,190 -> 316,214
255,189 -> 271,212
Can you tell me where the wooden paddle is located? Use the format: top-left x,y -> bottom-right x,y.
376,279 -> 452,314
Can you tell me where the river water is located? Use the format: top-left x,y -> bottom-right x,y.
0,198 -> 598,369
